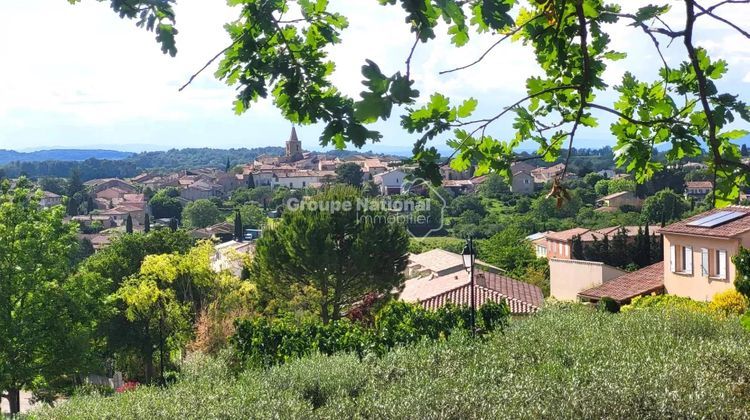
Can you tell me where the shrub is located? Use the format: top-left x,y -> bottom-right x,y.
621,294 -> 712,314
36,306 -> 750,419
596,296 -> 620,313
709,289 -> 749,317
231,300 -> 510,369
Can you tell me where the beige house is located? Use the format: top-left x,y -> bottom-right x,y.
660,206 -> 750,301
596,190 -> 642,210
511,170 -> 535,195
577,206 -> 750,304
550,258 -> 627,301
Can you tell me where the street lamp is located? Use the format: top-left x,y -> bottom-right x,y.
462,237 -> 476,336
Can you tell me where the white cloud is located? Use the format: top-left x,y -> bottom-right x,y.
0,0 -> 749,150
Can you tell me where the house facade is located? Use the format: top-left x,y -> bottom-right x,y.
373,169 -> 407,195
685,181 -> 713,200
511,170 -> 535,194
596,191 -> 642,210
550,259 -> 626,301
660,206 -> 750,301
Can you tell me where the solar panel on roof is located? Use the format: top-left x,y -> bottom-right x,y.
686,211 -> 730,226
686,211 -> 747,227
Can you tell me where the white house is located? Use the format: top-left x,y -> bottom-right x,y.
39,191 -> 63,208
373,169 -> 407,195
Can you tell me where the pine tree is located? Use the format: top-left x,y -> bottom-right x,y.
144,213 -> 151,233
234,209 -> 243,242
125,214 -> 133,234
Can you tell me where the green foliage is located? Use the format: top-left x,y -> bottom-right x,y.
251,186 -> 409,323
0,182 -> 108,413
38,306 -> 750,419
408,236 -> 465,254
641,189 -> 688,225
733,246 -> 750,300
334,162 -> 364,187
182,199 -> 223,229
231,203 -> 266,229
621,294 -> 712,314
149,188 -> 183,220
232,300 -> 509,369
477,173 -> 510,199
476,227 -> 537,278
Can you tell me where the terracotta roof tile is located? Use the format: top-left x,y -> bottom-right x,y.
420,283 -> 540,315
686,181 -> 713,189
578,262 -> 664,303
545,227 -> 590,242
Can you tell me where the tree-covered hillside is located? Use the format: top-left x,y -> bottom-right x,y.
0,149 -> 132,165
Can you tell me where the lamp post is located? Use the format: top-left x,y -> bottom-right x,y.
462,236 -> 476,336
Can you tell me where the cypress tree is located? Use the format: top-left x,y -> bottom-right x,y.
169,218 -> 178,232
125,214 -> 133,234
225,157 -> 231,173
643,223 -> 651,265
144,213 -> 151,233
571,234 -> 584,260
234,209 -> 243,242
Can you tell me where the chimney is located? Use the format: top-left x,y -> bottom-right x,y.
475,273 -> 486,288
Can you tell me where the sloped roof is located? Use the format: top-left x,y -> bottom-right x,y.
660,206 -> 750,238
479,270 -> 544,309
545,227 -> 591,242
420,282 -> 540,315
578,262 -> 664,303
597,190 -> 634,201
686,181 -> 713,189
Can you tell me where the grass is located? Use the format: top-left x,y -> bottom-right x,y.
33,305 -> 750,419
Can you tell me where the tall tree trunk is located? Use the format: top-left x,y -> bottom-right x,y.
144,324 -> 154,384
8,388 -> 20,415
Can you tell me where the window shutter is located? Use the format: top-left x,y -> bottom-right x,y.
670,245 -> 676,273
719,250 -> 727,279
701,248 -> 709,277
685,246 -> 693,274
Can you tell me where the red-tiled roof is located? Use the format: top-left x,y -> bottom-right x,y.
659,206 -> 750,238
546,227 -> 590,242
478,270 -> 544,309
417,269 -> 543,315
420,283 -> 539,315
686,181 -> 713,189
578,262 -> 664,303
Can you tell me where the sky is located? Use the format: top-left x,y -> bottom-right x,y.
0,1 -> 749,154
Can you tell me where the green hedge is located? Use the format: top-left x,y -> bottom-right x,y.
231,300 -> 510,368
34,305 -> 750,419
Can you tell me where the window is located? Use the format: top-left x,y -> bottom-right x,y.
670,244 -> 693,274
524,179 -> 530,184
701,248 -> 709,277
715,250 -> 727,279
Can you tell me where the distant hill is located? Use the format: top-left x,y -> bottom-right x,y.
0,149 -> 132,165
